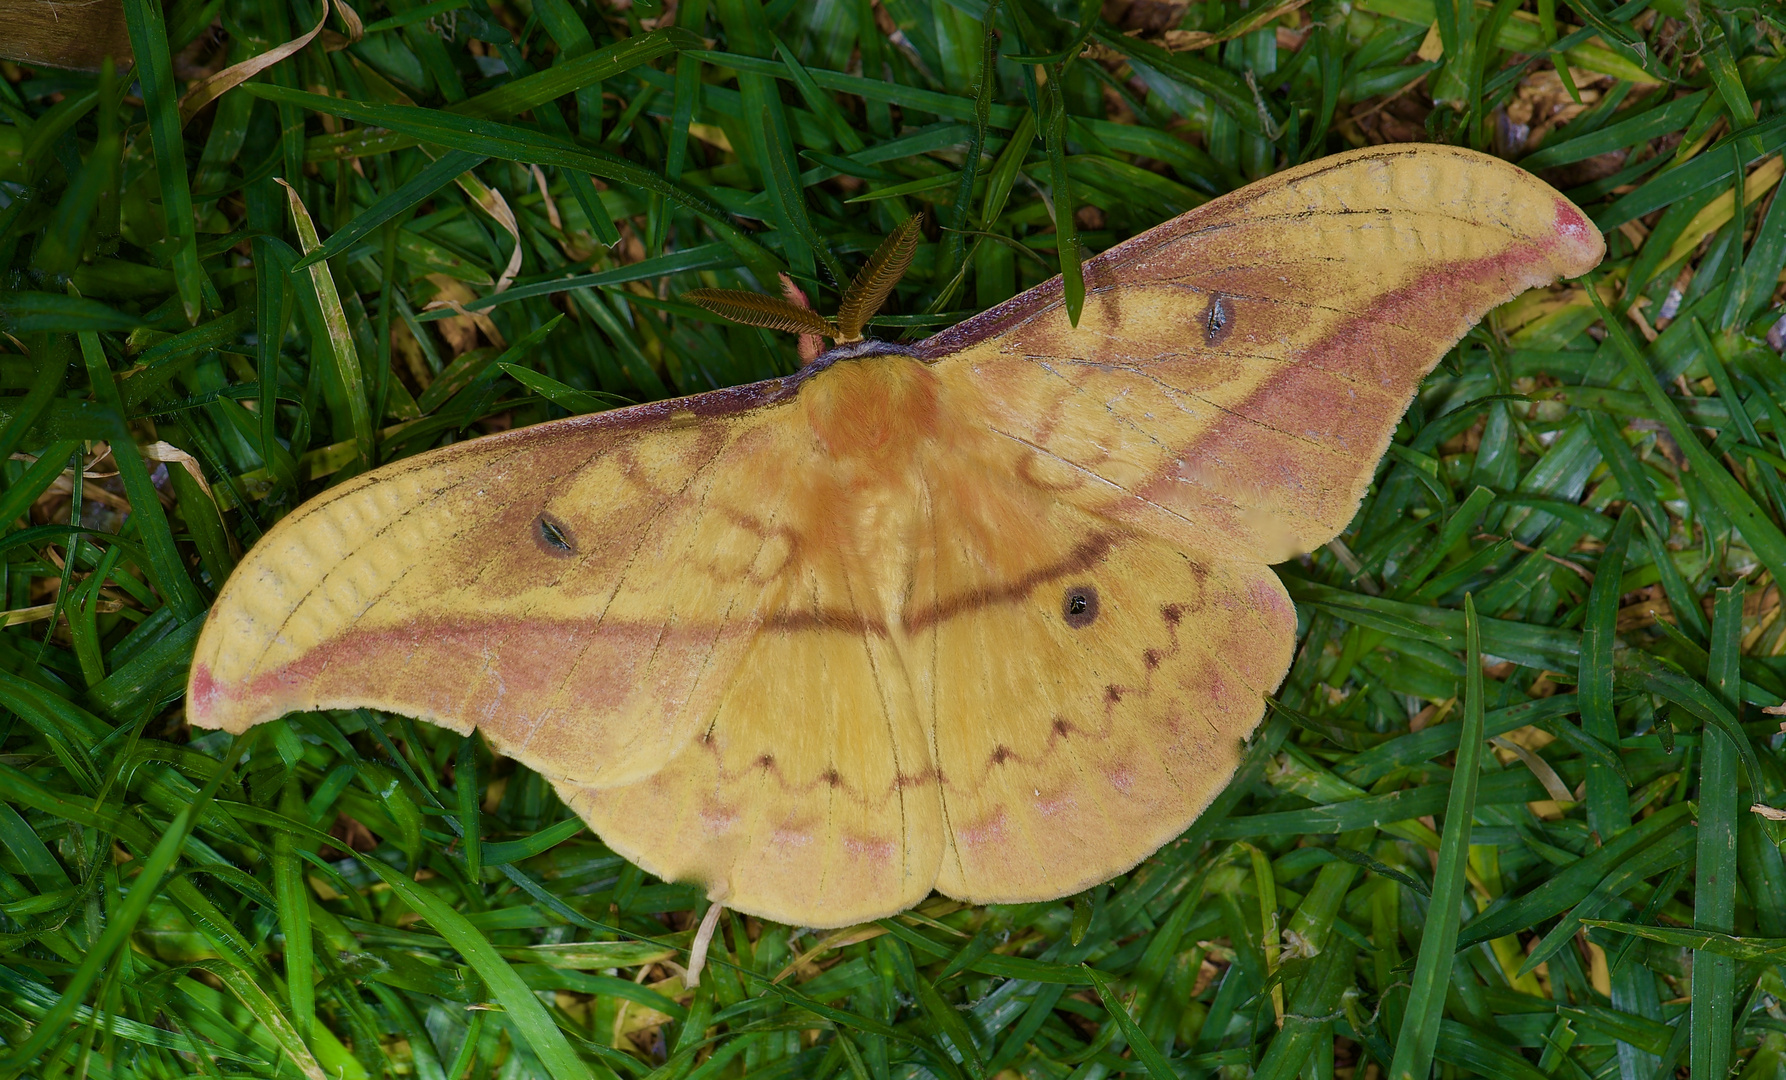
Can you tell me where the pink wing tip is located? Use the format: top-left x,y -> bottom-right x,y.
1551,199 -> 1605,276
187,663 -> 225,728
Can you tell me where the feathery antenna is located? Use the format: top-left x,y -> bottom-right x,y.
680,214 -> 924,348
835,212 -> 924,344
682,289 -> 838,339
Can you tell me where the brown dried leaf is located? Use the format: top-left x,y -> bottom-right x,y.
779,274 -> 826,366
1160,0 -> 1310,51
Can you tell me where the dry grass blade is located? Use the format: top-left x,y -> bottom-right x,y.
684,289 -> 837,338
835,213 -> 924,343
176,0 -> 332,126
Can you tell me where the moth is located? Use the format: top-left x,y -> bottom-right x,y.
188,144 -> 1603,930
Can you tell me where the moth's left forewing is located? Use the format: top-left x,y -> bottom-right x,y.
927,144 -> 1604,564
187,402 -> 815,790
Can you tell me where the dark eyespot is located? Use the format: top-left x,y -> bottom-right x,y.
1062,585 -> 1099,628
1206,295 -> 1232,345
534,512 -> 575,557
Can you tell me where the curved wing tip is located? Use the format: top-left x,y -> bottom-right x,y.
187,662 -> 225,729
1552,198 -> 1606,277
186,662 -> 261,734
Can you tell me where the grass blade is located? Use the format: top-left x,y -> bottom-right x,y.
714,0 -> 835,283
458,28 -> 698,122
1085,965 -> 1178,1078
1691,582 -> 1744,1080
1252,942 -> 1358,1080
197,958 -> 332,1080
245,84 -> 783,283
1388,593 -> 1486,1080
360,856 -> 595,1080
279,179 -> 376,470
293,151 -> 486,270
119,0 -> 207,323
1041,65 -> 1082,327
456,734 -> 482,880
77,332 -> 206,620
1587,283 -> 1786,592
1580,505 -> 1634,839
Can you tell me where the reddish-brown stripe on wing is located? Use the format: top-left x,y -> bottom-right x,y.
190,613 -> 748,779
188,602 -> 912,787
901,532 -> 1120,633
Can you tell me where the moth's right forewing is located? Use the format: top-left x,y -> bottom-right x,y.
923,144 -> 1605,564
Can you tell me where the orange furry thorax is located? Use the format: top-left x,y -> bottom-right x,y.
801,355 -> 942,462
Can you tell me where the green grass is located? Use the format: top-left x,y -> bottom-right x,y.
2,0 -> 1786,1075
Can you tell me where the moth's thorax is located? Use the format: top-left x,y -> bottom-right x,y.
791,353 -> 954,627
801,353 -> 940,462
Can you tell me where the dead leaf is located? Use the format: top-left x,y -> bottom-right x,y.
424,275 -> 504,354
178,0 -> 333,125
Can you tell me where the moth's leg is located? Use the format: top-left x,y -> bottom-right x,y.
685,897 -> 727,987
